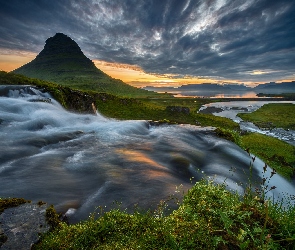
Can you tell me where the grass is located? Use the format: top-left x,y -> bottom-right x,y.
240,133 -> 295,178
238,103 -> 295,130
33,177 -> 295,249
212,128 -> 295,178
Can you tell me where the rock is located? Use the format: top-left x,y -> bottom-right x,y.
0,203 -> 50,249
198,107 -> 223,114
165,106 -> 190,114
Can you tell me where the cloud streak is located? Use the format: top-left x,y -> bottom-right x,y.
1,0 -> 294,83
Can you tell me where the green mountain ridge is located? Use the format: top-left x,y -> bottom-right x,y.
13,33 -> 157,97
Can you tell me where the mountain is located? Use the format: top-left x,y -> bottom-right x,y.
223,84 -> 250,91
179,83 -> 232,91
144,81 -> 295,96
254,81 -> 295,93
13,33 -> 156,97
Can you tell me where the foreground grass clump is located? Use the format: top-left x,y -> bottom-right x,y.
34,180 -> 295,250
241,133 -> 295,178
238,103 -> 295,130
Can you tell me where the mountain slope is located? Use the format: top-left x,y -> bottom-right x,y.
13,33 -> 157,97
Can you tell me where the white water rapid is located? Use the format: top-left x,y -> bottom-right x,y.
1,86 -> 294,223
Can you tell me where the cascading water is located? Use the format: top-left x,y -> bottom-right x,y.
1,86 -> 294,223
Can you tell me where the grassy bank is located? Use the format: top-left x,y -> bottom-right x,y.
238,103 -> 295,130
240,133 -> 295,178
214,129 -> 295,179
34,179 -> 295,249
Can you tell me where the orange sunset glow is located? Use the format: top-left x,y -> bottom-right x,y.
1,50 -> 292,88
0,50 -> 36,72
93,60 -> 213,87
0,50 -> 217,87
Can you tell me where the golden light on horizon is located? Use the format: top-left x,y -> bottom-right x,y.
0,50 -> 36,72
93,60 -> 216,87
1,51 -> 293,87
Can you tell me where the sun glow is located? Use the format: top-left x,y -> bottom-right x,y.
2,51 -> 292,88
93,60 -> 217,87
0,50 -> 36,72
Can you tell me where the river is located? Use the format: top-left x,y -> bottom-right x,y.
199,101 -> 295,146
1,85 -> 294,223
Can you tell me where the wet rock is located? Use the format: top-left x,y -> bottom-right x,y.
198,106 -> 223,114
28,97 -> 52,103
0,203 -> 50,250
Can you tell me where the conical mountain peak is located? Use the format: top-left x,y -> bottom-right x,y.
13,33 -> 152,97
37,33 -> 84,58
13,33 -> 101,80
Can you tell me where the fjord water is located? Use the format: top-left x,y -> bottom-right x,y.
1,86 -> 294,222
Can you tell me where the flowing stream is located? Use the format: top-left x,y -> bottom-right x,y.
199,101 -> 295,146
1,86 -> 294,223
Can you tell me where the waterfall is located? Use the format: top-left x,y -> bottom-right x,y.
1,85 -> 294,222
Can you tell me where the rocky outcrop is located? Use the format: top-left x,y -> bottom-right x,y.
0,203 -> 50,249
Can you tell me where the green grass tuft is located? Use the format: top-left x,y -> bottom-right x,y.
33,179 -> 295,249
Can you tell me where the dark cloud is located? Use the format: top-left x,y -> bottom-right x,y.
1,0 -> 294,82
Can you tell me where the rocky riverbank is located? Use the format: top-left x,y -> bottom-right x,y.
0,202 -> 50,249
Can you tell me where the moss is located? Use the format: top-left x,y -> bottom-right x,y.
45,205 -> 62,231
0,198 -> 30,214
37,201 -> 47,206
214,128 -> 236,142
0,234 -> 8,246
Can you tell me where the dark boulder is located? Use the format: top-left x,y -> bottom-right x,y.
166,106 -> 190,114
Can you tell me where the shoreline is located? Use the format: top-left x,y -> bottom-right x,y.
206,97 -> 295,102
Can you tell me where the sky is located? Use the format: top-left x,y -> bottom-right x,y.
0,0 -> 295,87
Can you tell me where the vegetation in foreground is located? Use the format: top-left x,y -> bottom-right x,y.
238,103 -> 295,130
34,172 -> 295,250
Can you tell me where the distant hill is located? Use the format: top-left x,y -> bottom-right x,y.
13,33 -> 157,97
254,81 -> 295,94
179,83 -> 232,91
144,81 -> 295,96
